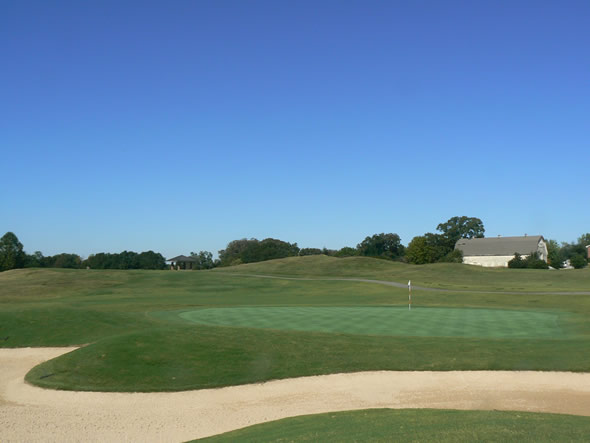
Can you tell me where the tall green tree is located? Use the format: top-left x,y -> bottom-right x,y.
436,216 -> 485,251
0,232 -> 26,271
405,236 -> 437,264
357,233 -> 405,260
218,239 -> 259,266
190,251 -> 214,269
545,239 -> 563,269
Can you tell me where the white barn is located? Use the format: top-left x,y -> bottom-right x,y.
455,236 -> 548,268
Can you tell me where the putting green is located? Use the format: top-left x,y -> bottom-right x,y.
179,307 -> 568,339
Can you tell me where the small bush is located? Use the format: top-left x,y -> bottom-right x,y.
508,252 -> 548,269
570,255 -> 588,269
439,249 -> 463,263
508,253 -> 526,268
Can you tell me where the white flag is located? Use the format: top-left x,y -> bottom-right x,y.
408,280 -> 411,287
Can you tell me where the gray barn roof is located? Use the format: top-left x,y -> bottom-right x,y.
455,236 -> 544,256
167,255 -> 197,262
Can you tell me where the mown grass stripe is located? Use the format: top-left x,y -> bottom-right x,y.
179,307 -> 569,339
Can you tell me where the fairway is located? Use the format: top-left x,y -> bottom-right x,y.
179,306 -> 568,339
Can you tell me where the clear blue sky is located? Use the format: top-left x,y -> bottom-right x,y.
2,0 -> 589,259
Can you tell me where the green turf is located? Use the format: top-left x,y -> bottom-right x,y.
196,409 -> 590,442
214,255 -> 590,292
179,306 -> 569,339
1,263 -> 589,392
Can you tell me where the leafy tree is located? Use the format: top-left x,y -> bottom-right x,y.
405,236 -> 437,264
436,216 -> 485,251
508,253 -> 526,268
334,247 -> 359,257
218,239 -> 259,266
438,249 -> 464,263
509,252 -> 548,269
51,253 -> 82,269
241,238 -> 299,263
578,233 -> 590,248
570,254 -> 588,269
118,251 -> 140,269
357,233 -> 405,260
299,248 -> 323,256
0,232 -> 26,271
84,251 -> 165,269
190,251 -> 214,269
523,252 -> 549,269
25,251 -> 45,268
322,247 -> 337,256
137,251 -> 166,270
545,239 -> 563,269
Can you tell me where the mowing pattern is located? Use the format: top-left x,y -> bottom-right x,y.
179,307 -> 566,339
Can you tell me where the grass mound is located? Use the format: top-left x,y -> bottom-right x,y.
197,408 -> 590,442
214,255 -> 590,292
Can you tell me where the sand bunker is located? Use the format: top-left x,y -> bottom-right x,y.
1,347 -> 590,442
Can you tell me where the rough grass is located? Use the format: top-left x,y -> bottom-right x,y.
196,409 -> 590,442
214,255 -> 590,292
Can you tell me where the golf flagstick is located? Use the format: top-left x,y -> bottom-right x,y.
408,280 -> 411,310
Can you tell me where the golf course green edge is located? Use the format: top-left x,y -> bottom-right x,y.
194,408 -> 590,442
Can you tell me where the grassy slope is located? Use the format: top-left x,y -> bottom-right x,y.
197,409 -> 590,442
0,260 -> 589,392
214,255 -> 590,292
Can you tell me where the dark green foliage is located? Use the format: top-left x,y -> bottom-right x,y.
439,249 -> 464,263
546,239 -> 563,269
51,253 -> 82,269
357,233 -> 405,260
509,252 -> 548,269
83,251 -> 165,270
405,217 -> 484,264
0,232 -> 26,271
570,254 -> 588,269
218,238 -> 299,265
436,216 -> 485,251
405,236 -> 436,264
190,251 -> 215,269
299,248 -> 323,256
508,253 -> 525,268
218,238 -> 259,266
334,246 -> 359,257
25,251 -> 45,268
241,238 -> 299,263
405,234 -> 450,264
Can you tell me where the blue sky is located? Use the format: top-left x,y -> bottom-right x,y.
2,0 -> 589,258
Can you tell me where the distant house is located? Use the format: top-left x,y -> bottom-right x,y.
167,255 -> 197,270
455,236 -> 548,268
586,245 -> 590,260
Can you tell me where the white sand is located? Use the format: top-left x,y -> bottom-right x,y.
1,347 -> 590,442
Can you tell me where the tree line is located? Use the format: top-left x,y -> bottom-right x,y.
1,219 -> 588,272
0,232 -> 166,271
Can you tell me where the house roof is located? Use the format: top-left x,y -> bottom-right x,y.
455,236 -> 544,256
167,255 -> 197,262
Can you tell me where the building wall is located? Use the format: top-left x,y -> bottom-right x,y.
537,239 -> 548,262
463,255 -> 518,267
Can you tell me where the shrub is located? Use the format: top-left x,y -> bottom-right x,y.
439,249 -> 463,263
508,253 -> 525,268
570,255 -> 588,269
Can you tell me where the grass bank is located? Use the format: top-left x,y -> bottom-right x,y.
197,409 -> 590,442
214,255 -> 590,292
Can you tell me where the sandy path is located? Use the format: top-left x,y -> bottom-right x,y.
1,348 -> 590,442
